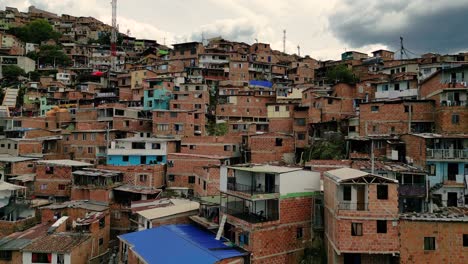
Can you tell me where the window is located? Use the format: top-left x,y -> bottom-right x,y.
239,232 -> 249,246
297,133 -> 306,140
371,106 -> 379,112
170,112 -> 178,118
56,254 -> 64,264
452,114 -> 460,124
463,234 -> 468,247
296,227 -> 303,239
427,164 -> 436,176
395,83 -> 400,91
275,106 -> 280,112
82,133 -> 87,140
58,184 -> 66,190
189,145 -> 195,150
424,237 -> 436,250
139,175 -> 147,182
91,133 -> 96,140
224,145 -> 231,151
46,166 -> 54,174
343,186 -> 351,201
88,147 -> 93,154
157,124 -> 169,131
275,138 -> 283,146
99,238 -> 104,245
404,105 -> 410,112
377,220 -> 387,233
32,253 -> 51,263
40,184 -> 47,190
152,143 -> 161,149
122,156 -> 129,162
99,217 -> 105,229
113,211 -> 121,220
203,180 -> 206,190
188,176 -> 195,184
0,250 -> 12,261
351,223 -> 363,236
377,185 -> 388,199
168,174 -> 175,182
132,142 -> 146,149
294,118 -> 306,126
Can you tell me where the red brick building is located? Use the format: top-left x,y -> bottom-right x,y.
324,168 -> 400,264
220,164 -> 321,263
34,160 -> 93,200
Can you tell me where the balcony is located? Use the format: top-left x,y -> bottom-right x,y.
426,149 -> 468,160
227,182 -> 279,196
398,183 -> 426,197
375,88 -> 418,99
221,204 -> 279,224
338,202 -> 368,211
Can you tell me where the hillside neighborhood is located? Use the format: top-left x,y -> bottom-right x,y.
0,5 -> 467,264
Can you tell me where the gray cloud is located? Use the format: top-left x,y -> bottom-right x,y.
329,0 -> 468,55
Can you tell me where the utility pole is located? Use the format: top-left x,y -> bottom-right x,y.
297,45 -> 300,56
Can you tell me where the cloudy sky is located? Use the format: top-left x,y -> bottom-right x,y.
2,0 -> 468,60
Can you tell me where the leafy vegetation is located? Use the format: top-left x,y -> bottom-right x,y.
8,19 -> 60,44
303,138 -> 346,161
207,120 -> 228,136
2,65 -> 25,81
27,45 -> 71,67
326,64 -> 358,84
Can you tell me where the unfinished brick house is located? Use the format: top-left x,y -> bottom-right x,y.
324,168 -> 399,264
219,164 -> 321,263
166,153 -> 231,197
246,132 -> 295,164
34,160 -> 93,200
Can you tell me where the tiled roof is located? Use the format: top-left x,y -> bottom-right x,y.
400,207 -> 468,222
23,233 -> 91,253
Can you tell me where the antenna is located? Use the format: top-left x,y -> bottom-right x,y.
400,36 -> 404,60
201,32 -> 205,45
297,45 -> 300,56
283,29 -> 286,53
110,0 -> 117,71
255,38 -> 258,44
126,29 -> 130,36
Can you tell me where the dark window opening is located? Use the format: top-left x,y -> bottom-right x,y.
188,176 -> 195,184
296,227 -> 303,239
275,138 -> 283,146
377,220 -> 387,233
377,185 -> 388,200
424,237 -> 436,250
343,186 -> 352,201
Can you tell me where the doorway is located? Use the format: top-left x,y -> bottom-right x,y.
447,192 -> 458,207
447,163 -> 458,181
356,185 -> 366,210
265,173 -> 276,193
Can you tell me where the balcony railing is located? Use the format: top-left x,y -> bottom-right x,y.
227,182 -> 279,195
221,206 -> 278,223
338,202 -> 368,211
375,88 -> 418,99
426,149 -> 468,160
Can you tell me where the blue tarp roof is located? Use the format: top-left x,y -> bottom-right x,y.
119,224 -> 247,264
249,80 -> 272,88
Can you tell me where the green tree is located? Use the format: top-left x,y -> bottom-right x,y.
28,45 -> 71,67
326,65 -> 358,84
92,31 -> 123,46
207,120 -> 228,136
2,65 -> 25,81
8,19 -> 61,44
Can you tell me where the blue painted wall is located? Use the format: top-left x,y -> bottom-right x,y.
107,155 -> 167,166
143,89 -> 171,110
426,161 -> 465,187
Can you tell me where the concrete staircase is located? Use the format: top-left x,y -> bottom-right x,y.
1,87 -> 19,107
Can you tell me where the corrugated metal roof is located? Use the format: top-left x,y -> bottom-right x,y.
325,168 -> 398,183
0,238 -> 31,250
227,164 -> 303,174
36,159 -> 92,167
0,154 -> 39,163
137,199 -> 199,220
119,224 -> 247,264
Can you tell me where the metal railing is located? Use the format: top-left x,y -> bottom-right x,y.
398,183 -> 426,197
227,182 -> 279,195
221,206 -> 279,223
338,202 -> 368,211
426,149 -> 468,159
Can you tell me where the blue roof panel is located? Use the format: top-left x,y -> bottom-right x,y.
119,224 -> 246,264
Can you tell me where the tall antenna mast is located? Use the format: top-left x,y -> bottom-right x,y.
297,45 -> 300,56
400,36 -> 404,60
283,29 -> 286,53
111,0 -> 117,71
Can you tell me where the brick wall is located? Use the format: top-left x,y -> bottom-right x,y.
249,133 -> 295,164
399,220 -> 468,264
97,164 -> 165,188
34,164 -> 74,198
